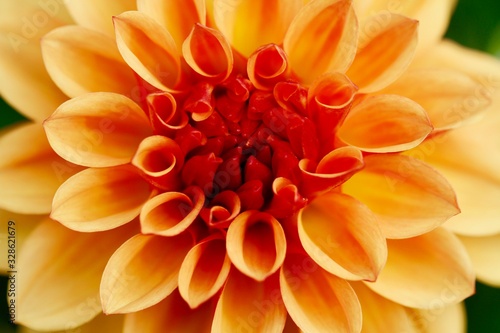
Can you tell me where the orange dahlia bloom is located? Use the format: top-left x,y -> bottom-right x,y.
1,0 -> 500,332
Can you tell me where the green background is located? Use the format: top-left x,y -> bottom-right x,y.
1,0 -> 499,331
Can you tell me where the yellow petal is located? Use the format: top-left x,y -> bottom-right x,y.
65,0 -> 137,37
42,26 -> 137,98
337,95 -> 433,152
212,269 -> 287,332
284,0 -> 358,84
137,0 -> 206,48
51,165 -> 151,232
44,92 -> 152,167
101,232 -> 194,314
0,123 -> 82,214
280,252 -> 362,333
17,218 -> 136,331
342,154 -> 460,239
178,236 -> 231,308
18,313 -> 125,333
459,233 -> 500,287
214,0 -> 301,57
123,289 -> 215,333
408,303 -> 466,333
113,11 -> 181,92
299,192 -> 386,281
347,14 -> 418,93
365,227 -> 475,309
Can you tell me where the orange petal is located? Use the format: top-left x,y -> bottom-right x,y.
346,14 -> 418,93
280,252 -> 362,333
214,0 -> 301,57
212,269 -> 287,332
44,92 -> 152,167
299,192 -> 386,281
17,218 -> 136,331
42,26 -> 137,98
342,154 -> 460,239
226,211 -> 287,281
365,227 -> 475,309
0,123 -> 82,214
140,187 -> 204,236
147,92 -> 189,134
101,232 -> 194,314
178,236 -> 231,308
337,94 -> 433,152
284,0 -> 358,84
137,0 -> 206,48
182,23 -> 233,81
200,190 -> 241,228
113,11 -> 181,92
247,44 -> 291,91
459,234 -> 500,287
51,165 -> 151,232
123,289 -> 215,333
65,0 -> 137,37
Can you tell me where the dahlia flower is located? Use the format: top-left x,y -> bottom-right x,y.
0,0 -> 500,332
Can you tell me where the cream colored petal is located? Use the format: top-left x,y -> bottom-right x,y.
408,303 -> 466,333
459,233 -> 500,287
0,123 -> 83,214
44,92 -> 152,167
337,94 -> 433,152
101,232 -> 194,314
342,154 -> 460,239
214,0 -> 301,57
280,252 -> 362,333
365,227 -> 475,309
284,0 -> 358,84
42,26 -> 137,98
65,0 -> 137,37
137,0 -> 206,49
18,313 -> 125,333
298,193 -> 387,281
226,211 -> 287,281
113,11 -> 181,92
123,289 -> 215,333
17,218 -> 136,331
51,165 -> 151,232
212,269 -> 286,333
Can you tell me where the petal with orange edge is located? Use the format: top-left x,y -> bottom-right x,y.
0,123 -> 82,214
342,154 -> 460,239
280,252 -> 362,333
123,289 -> 215,333
284,0 -> 358,83
101,232 -> 194,314
44,92 -> 152,167
214,0 -> 301,57
365,227 -> 475,309
42,26 -> 137,98
347,14 -> 418,93
459,234 -> 500,287
299,193 -> 386,281
226,211 -> 286,281
212,269 -> 286,332
17,218 -> 136,331
178,236 -> 231,308
113,11 -> 181,92
337,95 -> 433,152
51,165 -> 151,232
248,44 -> 291,91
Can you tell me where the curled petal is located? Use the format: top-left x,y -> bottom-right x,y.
113,11 -> 181,92
237,180 -> 265,211
299,193 -> 387,281
284,0 -> 358,83
226,211 -> 286,281
280,252 -> 362,333
200,191 -> 241,229
140,187 -> 205,237
365,227 -> 475,309
147,92 -> 189,134
51,165 -> 152,232
459,234 -> 500,287
182,153 -> 223,195
178,236 -> 231,308
101,233 -> 194,314
183,82 -> 215,121
266,178 -> 307,219
337,94 -> 433,152
248,44 -> 291,90
273,81 -> 308,116
183,23 -> 233,82
44,92 -> 152,167
343,154 -> 460,239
